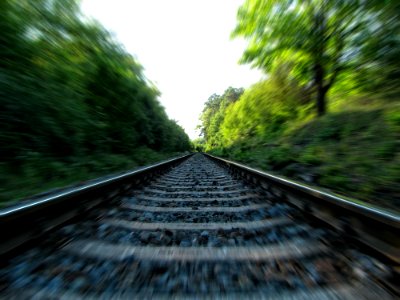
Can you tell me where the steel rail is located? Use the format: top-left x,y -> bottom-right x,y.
0,152 -> 398,297
204,153 -> 400,264
0,153 -> 193,255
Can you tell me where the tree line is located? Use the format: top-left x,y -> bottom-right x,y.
199,0 -> 399,208
0,0 -> 190,202
201,0 -> 400,149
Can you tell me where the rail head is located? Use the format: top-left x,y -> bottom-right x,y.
204,153 -> 399,226
0,153 -> 192,220
0,153 -> 193,256
204,153 -> 400,263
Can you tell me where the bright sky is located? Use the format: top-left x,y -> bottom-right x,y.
81,0 -> 263,139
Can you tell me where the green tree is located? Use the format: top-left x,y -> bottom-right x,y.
221,70 -> 301,146
199,87 -> 243,149
0,0 -> 190,203
356,1 -> 400,97
232,0 -> 373,116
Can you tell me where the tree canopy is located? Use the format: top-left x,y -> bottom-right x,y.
232,0 -> 400,115
200,87 -> 244,149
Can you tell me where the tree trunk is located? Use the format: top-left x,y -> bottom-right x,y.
312,3 -> 328,117
314,63 -> 327,116
316,84 -> 327,116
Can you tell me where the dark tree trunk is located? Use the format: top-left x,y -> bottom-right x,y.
312,3 -> 329,117
316,84 -> 327,116
314,63 -> 327,116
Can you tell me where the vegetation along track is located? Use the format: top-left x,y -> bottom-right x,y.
0,153 -> 399,299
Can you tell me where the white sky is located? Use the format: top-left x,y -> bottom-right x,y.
81,0 -> 263,139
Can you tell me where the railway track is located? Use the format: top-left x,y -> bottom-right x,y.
0,153 -> 398,299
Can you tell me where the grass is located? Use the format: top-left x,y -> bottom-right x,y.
0,147 -> 188,208
209,98 -> 400,212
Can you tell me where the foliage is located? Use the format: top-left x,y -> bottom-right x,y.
221,69 -> 302,146
199,87 -> 244,150
197,0 -> 400,211
191,138 -> 205,152
212,100 -> 400,211
232,0 -> 400,115
0,0 -> 190,204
